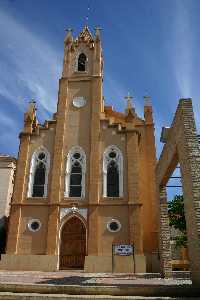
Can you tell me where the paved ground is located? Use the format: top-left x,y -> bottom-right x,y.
0,271 -> 191,286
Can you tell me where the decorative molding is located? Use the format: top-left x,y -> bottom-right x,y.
60,207 -> 87,221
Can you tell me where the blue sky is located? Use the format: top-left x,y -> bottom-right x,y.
0,0 -> 200,198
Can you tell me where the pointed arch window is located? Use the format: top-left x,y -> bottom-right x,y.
27,147 -> 50,198
78,53 -> 87,71
65,146 -> 86,198
103,146 -> 123,197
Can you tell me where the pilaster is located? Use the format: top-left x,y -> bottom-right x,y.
87,206 -> 99,255
144,115 -> 158,252
88,77 -> 102,204
12,134 -> 31,203
6,206 -> 21,254
126,130 -> 144,256
46,79 -> 68,254
126,131 -> 140,204
6,133 -> 31,254
129,205 -> 143,254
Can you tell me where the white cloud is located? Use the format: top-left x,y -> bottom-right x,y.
172,2 -> 192,98
0,111 -> 17,129
171,1 -> 200,131
0,8 -> 62,118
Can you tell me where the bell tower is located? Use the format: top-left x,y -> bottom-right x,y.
62,26 -> 103,78
46,26 -> 104,254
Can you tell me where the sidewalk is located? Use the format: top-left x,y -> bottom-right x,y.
0,271 -> 191,286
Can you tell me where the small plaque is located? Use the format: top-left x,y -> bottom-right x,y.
114,244 -> 133,256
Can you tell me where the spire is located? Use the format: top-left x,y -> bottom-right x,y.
125,92 -> 133,110
95,26 -> 102,41
23,100 -> 38,134
124,92 -> 135,121
26,100 -> 36,119
78,26 -> 94,43
144,95 -> 153,124
144,95 -> 152,107
64,28 -> 73,45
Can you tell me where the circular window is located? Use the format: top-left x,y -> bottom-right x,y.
109,151 -> 116,158
73,152 -> 81,159
28,219 -> 42,232
107,219 -> 121,233
72,97 -> 87,108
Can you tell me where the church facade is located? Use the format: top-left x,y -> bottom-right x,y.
1,27 -> 159,272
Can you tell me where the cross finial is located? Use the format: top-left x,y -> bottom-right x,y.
29,99 -> 36,107
65,28 -> 73,33
124,92 -> 133,109
64,28 -> 73,44
27,99 -> 37,114
144,93 -> 152,107
29,99 -> 36,105
95,26 -> 102,30
95,26 -> 102,40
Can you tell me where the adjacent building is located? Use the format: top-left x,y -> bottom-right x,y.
0,154 -> 16,227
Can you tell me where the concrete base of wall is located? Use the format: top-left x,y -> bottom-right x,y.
146,251 -> 160,273
134,255 -> 146,273
0,254 -> 146,273
84,256 -> 112,273
113,255 -> 134,273
0,255 -> 58,271
84,255 -> 146,273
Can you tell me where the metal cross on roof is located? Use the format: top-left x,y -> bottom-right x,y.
29,99 -> 36,105
65,28 -> 73,33
124,92 -> 133,109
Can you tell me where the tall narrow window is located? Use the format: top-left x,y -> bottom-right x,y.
107,161 -> 119,197
78,53 -> 86,71
103,146 -> 123,197
28,147 -> 50,198
32,160 -> 46,197
65,147 -> 86,198
69,161 -> 82,197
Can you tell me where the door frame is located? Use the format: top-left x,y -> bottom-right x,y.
58,213 -> 87,270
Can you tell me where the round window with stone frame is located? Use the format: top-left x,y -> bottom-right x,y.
107,219 -> 121,233
28,219 -> 42,232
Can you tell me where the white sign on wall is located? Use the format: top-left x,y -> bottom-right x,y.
114,244 -> 133,256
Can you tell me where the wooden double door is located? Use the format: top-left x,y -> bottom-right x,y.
60,216 -> 86,269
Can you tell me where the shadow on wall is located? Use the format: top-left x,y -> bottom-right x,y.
0,216 -> 8,258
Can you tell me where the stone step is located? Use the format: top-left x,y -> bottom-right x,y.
0,293 -> 197,300
0,283 -> 199,298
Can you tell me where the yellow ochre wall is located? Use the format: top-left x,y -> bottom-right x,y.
1,27 -> 159,273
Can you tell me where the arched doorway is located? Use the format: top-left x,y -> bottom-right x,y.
60,216 -> 86,269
